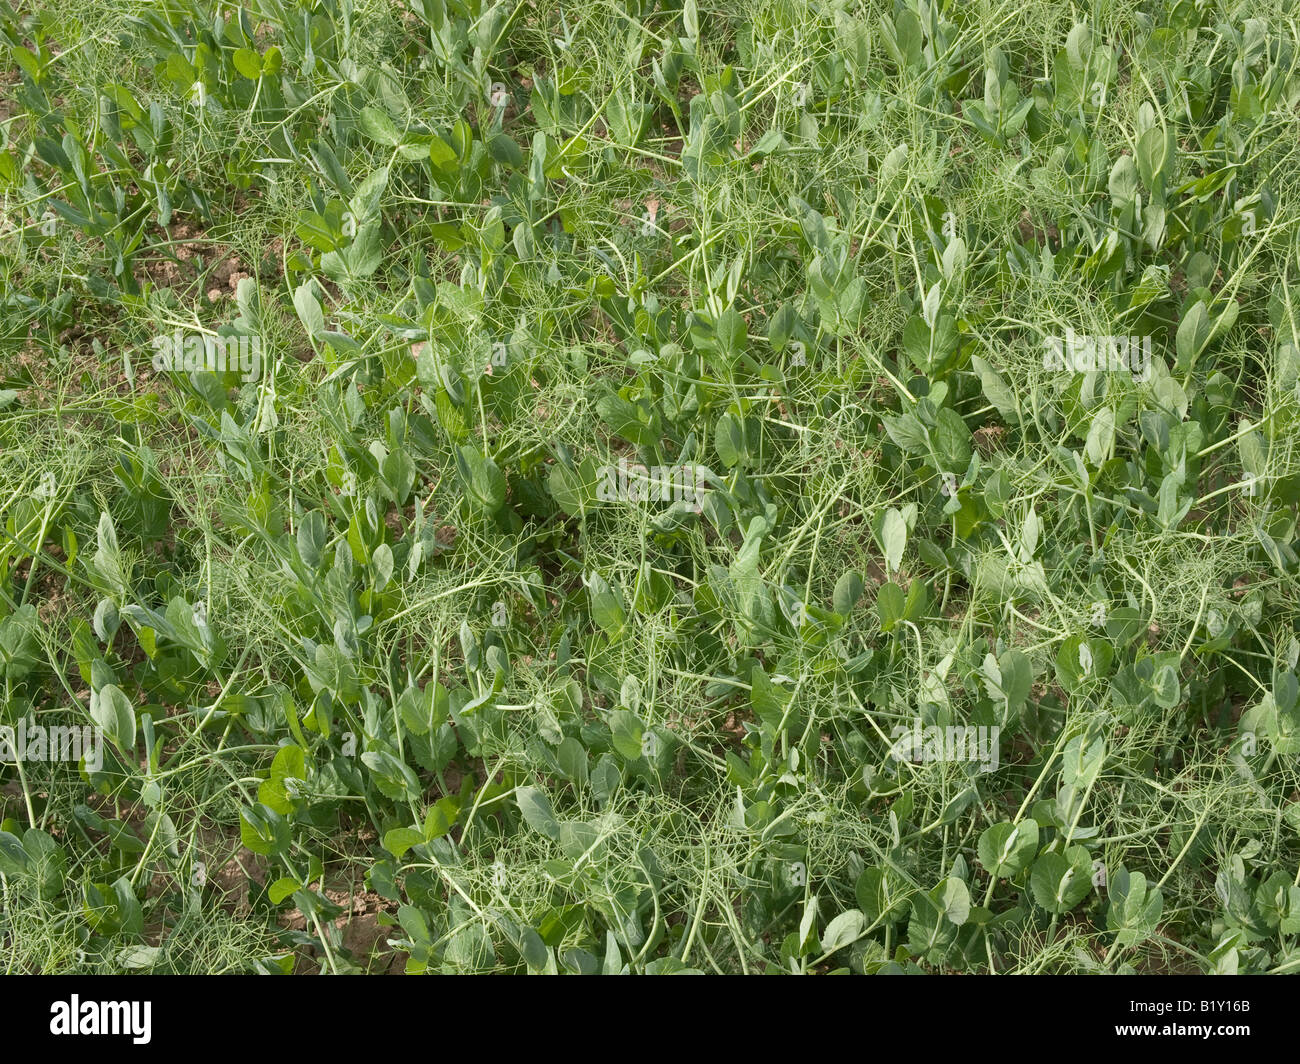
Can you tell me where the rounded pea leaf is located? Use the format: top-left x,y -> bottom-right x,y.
296,510 -> 328,569
520,927 -> 549,970
999,649 -> 1032,709
970,354 -> 1018,422
933,408 -> 971,470
231,48 -> 263,80
1151,664 -> 1181,709
932,876 -> 971,926
359,106 -> 402,147
608,709 -> 644,760
879,507 -> 908,573
1175,301 -> 1209,370
556,737 -> 589,787
293,282 -> 326,339
516,786 -> 560,840
820,909 -> 865,953
1106,866 -> 1164,949
585,571 -> 626,637
833,570 -> 864,614
1055,634 -> 1113,691
456,446 -> 507,514
1029,847 -> 1092,913
0,831 -> 30,876
1108,155 -> 1139,207
239,803 -> 290,856
876,581 -> 906,632
978,819 -> 1039,878
268,877 -> 302,904
382,827 -> 425,859
371,543 -> 394,590
91,683 -> 136,751
855,866 -> 907,924
714,412 -> 745,468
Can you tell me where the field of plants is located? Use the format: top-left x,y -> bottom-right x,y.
2,0 -> 1299,976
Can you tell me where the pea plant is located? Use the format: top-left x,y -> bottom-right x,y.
2,0 -> 1300,975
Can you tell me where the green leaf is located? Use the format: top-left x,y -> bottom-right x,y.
879,142 -> 909,191
997,649 -> 1032,709
429,135 -> 458,171
714,412 -> 746,468
1107,866 -> 1163,948
1055,635 -> 1112,691
239,803 -> 290,856
488,133 -> 524,169
372,543 -> 394,589
715,308 -> 748,362
749,129 -> 790,157
455,446 -> 507,514
978,820 -> 1039,878
359,106 -> 402,147
350,166 -> 390,224
547,459 -> 590,517
903,314 -> 958,374
111,876 -> 143,936
90,683 -> 136,751
855,866 -> 907,925
423,797 -> 459,839
877,581 -> 906,632
750,664 -> 791,729
231,48 -> 263,80
902,578 -> 930,624
0,831 -> 30,876
1136,126 -> 1170,191
1108,155 -> 1139,207
586,571 -> 626,637
293,283 -> 325,339
879,507 -> 907,573
1151,664 -> 1181,709
1065,22 -> 1092,69
683,0 -> 699,39
882,412 -> 930,454
820,909 -> 865,953
382,827 -> 424,858
1084,406 -> 1115,466
833,570 -> 864,614
609,709 -> 645,760
360,750 -> 420,800
932,877 -> 971,926
1157,468 -> 1190,529
517,786 -> 561,840
892,9 -> 923,68
1175,301 -> 1209,370
933,408 -> 971,470
296,510 -> 328,568
556,737 -> 589,787
970,354 -> 1018,422
268,877 -> 302,904
1061,735 -> 1106,790
1029,847 -> 1092,913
